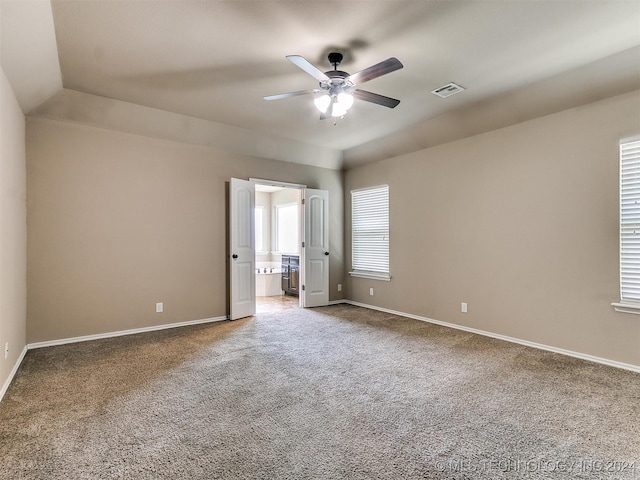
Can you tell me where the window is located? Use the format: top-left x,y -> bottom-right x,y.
614,139 -> 640,313
275,203 -> 299,254
255,206 -> 264,253
350,185 -> 390,280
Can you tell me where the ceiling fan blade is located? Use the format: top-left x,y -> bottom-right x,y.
353,89 -> 401,108
286,55 -> 330,82
347,57 -> 403,85
263,89 -> 317,101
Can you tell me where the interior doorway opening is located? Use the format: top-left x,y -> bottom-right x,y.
254,183 -> 302,313
229,176 -> 329,320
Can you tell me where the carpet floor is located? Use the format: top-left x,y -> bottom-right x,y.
0,304 -> 638,479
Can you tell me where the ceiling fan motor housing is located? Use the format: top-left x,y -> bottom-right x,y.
318,53 -> 354,94
321,70 -> 353,92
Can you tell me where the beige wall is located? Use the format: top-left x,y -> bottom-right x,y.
345,90 -> 640,367
0,68 -> 27,391
26,118 -> 343,343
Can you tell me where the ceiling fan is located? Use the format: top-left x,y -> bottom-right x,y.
264,52 -> 403,120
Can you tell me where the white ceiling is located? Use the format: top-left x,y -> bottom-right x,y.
2,1 -> 640,169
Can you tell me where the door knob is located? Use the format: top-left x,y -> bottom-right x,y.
324,252 -> 330,256
232,254 -> 238,259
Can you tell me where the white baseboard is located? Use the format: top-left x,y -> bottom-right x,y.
27,315 -> 228,350
0,345 -> 28,403
341,300 -> 640,373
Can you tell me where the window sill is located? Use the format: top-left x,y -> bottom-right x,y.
611,302 -> 640,315
349,271 -> 391,281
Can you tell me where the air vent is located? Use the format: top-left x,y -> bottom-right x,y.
431,82 -> 466,98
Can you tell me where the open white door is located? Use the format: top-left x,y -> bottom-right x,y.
230,178 -> 255,320
303,188 -> 329,307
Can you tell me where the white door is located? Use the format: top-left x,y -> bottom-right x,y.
303,188 -> 329,307
230,178 -> 255,320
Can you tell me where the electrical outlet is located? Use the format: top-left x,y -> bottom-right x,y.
156,303 -> 163,313
337,283 -> 342,292
4,342 -> 8,360
461,302 -> 468,313
369,287 -> 374,296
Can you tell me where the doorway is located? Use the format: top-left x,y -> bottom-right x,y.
254,184 -> 302,313
229,177 -> 329,320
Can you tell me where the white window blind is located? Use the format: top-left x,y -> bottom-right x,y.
620,139 -> 640,303
351,185 -> 389,277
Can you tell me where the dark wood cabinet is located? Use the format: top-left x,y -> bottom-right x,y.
281,255 -> 299,296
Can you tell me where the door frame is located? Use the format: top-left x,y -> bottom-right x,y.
250,178 -> 307,307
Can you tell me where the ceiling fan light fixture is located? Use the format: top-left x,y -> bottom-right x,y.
337,91 -> 354,110
316,90 -> 353,117
331,100 -> 347,118
314,93 -> 331,113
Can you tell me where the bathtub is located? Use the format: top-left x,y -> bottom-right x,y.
256,269 -> 283,297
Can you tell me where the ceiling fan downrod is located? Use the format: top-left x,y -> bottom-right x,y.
327,52 -> 343,70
